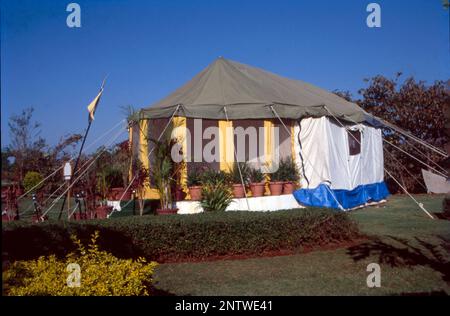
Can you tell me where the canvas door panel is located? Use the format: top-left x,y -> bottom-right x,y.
298,117 -> 331,189
361,126 -> 384,185
326,119 -> 354,190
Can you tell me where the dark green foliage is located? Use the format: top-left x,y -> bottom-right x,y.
200,180 -> 233,212
2,210 -> 361,263
230,162 -> 251,185
104,167 -> 124,188
278,157 -> 300,182
249,167 -> 265,183
269,165 -> 283,182
200,168 -> 231,186
187,167 -> 202,187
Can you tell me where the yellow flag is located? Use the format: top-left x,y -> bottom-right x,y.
87,89 -> 103,122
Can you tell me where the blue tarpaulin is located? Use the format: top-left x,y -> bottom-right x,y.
293,181 -> 390,210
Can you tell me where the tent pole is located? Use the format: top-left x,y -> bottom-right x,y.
223,106 -> 251,212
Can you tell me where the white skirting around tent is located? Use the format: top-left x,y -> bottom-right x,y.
176,194 -> 305,214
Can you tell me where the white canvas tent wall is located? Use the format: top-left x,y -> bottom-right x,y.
292,117 -> 389,209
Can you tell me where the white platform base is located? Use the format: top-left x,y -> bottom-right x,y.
176,194 -> 305,215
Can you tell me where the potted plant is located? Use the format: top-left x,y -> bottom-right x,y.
150,137 -> 179,215
249,167 -> 265,197
268,165 -> 283,196
280,158 -> 300,194
200,171 -> 233,212
187,167 -> 203,201
230,162 -> 250,198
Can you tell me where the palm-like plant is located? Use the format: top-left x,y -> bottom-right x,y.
150,137 -> 179,210
200,178 -> 233,212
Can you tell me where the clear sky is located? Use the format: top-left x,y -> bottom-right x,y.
1,0 -> 449,150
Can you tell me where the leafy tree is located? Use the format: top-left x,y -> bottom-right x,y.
6,107 -> 82,195
7,107 -> 46,182
335,74 -> 449,193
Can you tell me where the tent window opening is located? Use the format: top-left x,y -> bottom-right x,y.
348,130 -> 361,156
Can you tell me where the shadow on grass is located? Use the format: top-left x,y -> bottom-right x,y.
396,290 -> 448,296
347,235 -> 450,284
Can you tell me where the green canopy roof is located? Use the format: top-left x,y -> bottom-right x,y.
140,57 -> 371,122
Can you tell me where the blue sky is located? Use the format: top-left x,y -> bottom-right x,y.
1,0 -> 449,150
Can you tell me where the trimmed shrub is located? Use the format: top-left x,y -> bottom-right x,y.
2,209 -> 361,263
2,231 -> 158,296
23,171 -> 43,194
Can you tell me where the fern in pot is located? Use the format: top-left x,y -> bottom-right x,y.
268,164 -> 283,196
249,167 -> 265,197
230,162 -> 250,198
187,167 -> 203,201
279,157 -> 300,194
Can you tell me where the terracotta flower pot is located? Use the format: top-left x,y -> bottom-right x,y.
156,208 -> 178,215
188,186 -> 202,201
283,182 -> 296,194
232,184 -> 246,198
250,182 -> 265,197
269,181 -> 283,196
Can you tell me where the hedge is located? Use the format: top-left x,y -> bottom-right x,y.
2,209 -> 361,263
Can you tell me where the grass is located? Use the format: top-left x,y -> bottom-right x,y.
152,194 -> 450,295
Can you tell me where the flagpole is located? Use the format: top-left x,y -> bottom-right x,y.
58,77 -> 106,220
58,120 -> 92,220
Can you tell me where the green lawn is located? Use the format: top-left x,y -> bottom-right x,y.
153,194 -> 450,295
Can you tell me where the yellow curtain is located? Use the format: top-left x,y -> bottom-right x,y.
139,119 -> 149,171
171,117 -> 188,193
264,120 -> 274,194
291,123 -> 296,163
264,120 -> 274,172
219,120 -> 234,172
128,125 -> 134,182
137,119 -> 159,199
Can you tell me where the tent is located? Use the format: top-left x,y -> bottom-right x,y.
133,57 -> 390,210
